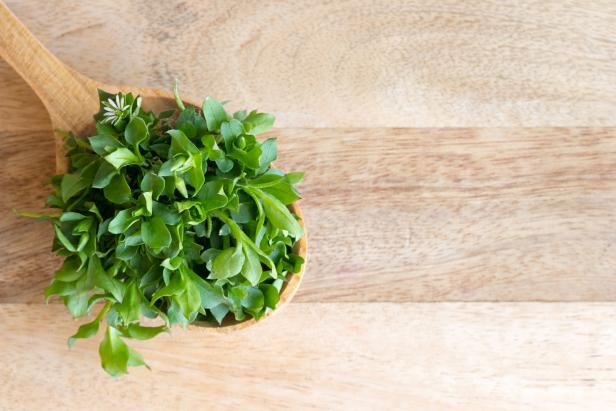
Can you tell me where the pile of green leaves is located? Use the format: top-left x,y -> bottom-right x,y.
27,87 -> 304,376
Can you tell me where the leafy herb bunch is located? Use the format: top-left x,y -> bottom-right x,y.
34,86 -> 305,376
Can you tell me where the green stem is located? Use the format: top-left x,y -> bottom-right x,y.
173,80 -> 186,111
97,301 -> 112,321
213,211 -> 277,276
241,187 -> 264,246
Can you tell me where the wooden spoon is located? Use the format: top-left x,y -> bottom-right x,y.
0,1 -> 307,332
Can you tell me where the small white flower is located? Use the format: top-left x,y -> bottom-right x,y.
101,94 -> 131,125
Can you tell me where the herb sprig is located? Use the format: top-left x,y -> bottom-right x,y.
25,86 -> 304,376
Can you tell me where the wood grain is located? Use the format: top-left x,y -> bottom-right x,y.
0,0 -> 203,171
0,0 -> 100,156
0,2 -> 308,318
2,68 -> 615,303
1,303 -> 615,410
2,2 -> 616,408
5,0 -> 616,128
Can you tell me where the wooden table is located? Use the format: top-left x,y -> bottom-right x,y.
1,1 -> 616,409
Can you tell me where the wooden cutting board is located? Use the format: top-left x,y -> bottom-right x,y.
1,1 -> 616,409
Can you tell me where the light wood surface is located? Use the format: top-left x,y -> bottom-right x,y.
2,83 -> 616,302
5,0 -> 616,128
0,0 -> 98,153
1,303 -> 616,411
1,0 -> 616,409
0,0 -> 192,170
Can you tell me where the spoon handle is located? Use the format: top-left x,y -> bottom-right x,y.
0,1 -> 98,130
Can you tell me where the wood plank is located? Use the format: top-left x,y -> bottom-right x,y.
1,76 -> 615,302
5,0 -> 616,127
292,127 -> 616,302
1,303 -> 615,410
0,63 -> 59,304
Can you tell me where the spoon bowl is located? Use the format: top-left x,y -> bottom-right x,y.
0,0 -> 307,332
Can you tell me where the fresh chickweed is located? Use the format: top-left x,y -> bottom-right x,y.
22,86 -> 305,377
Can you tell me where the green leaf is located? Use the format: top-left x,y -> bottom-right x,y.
214,212 -> 278,278
68,302 -> 110,347
215,156 -> 234,173
227,287 -> 245,321
259,138 -> 277,167
210,243 -> 245,280
142,216 -> 172,250
161,256 -> 183,271
175,174 -> 188,198
246,173 -> 284,188
124,230 -> 143,246
192,279 -> 226,309
200,248 -> 221,265
151,271 -> 185,302
124,117 -> 148,146
260,284 -> 280,309
246,187 -> 303,238
61,173 -> 88,202
263,180 -> 301,205
230,202 -> 255,224
99,326 -> 130,377
64,292 -> 89,318
68,318 -> 99,348
87,294 -> 113,311
127,347 -> 149,369
54,256 -> 84,282
105,148 -> 142,169
175,278 -> 201,319
116,241 -> 138,261
152,201 -> 181,225
158,157 -> 185,177
243,112 -> 275,135
196,180 -> 228,211
89,134 -> 123,156
241,245 -> 262,286
210,304 -> 229,324
231,146 -> 262,169
103,174 -> 132,204
108,209 -> 139,234
220,119 -> 243,149
167,129 -> 199,156
185,155 -> 205,193
239,286 -> 264,311
229,119 -> 244,136
233,110 -> 248,121
166,298 -> 188,327
139,192 -> 153,216
117,281 -> 142,323
44,278 -> 77,301
95,116 -> 119,138
141,172 -> 165,200
54,225 -> 76,252
121,323 -> 167,340
243,190 -> 264,245
89,255 -> 124,302
203,97 -> 228,132
92,161 -> 117,189
176,201 -> 206,225
286,171 -> 305,185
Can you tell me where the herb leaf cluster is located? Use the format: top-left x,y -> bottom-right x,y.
36,87 -> 304,376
